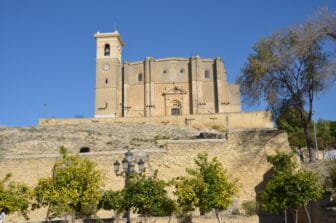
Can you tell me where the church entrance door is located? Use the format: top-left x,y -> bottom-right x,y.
171,108 -> 181,115
170,100 -> 182,116
162,86 -> 186,116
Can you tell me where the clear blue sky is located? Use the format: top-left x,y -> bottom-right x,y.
0,0 -> 335,127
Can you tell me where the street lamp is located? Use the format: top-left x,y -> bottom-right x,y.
113,150 -> 145,223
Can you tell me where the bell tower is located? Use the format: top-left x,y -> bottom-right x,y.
94,31 -> 124,118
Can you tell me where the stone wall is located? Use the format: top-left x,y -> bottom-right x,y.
320,208 -> 336,223
39,111 -> 273,130
0,129 -> 290,222
5,214 -> 259,223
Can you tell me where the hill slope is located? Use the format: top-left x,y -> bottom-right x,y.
0,123 -> 201,157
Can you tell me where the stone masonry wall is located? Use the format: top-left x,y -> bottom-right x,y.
0,127 -> 290,223
39,110 -> 273,130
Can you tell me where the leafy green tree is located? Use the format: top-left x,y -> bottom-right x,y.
174,153 -> 238,223
260,152 -> 323,223
125,172 -> 175,223
34,177 -> 69,221
237,9 -> 336,161
276,106 -> 309,148
34,146 -> 104,222
331,121 -> 336,138
275,108 -> 336,154
0,173 -> 32,220
99,190 -> 125,222
266,151 -> 298,173
316,119 -> 336,151
325,159 -> 336,203
261,170 -> 323,223
174,177 -> 198,222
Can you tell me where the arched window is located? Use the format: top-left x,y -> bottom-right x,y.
104,44 -> 110,56
204,70 -> 210,79
138,73 -> 143,82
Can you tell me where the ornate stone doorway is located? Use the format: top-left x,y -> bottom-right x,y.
162,86 -> 187,116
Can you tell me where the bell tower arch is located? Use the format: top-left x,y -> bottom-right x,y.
94,31 -> 124,61
94,31 -> 124,118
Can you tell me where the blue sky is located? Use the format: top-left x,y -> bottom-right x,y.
0,0 -> 335,127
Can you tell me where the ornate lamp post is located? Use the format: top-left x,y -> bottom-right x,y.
113,150 -> 145,223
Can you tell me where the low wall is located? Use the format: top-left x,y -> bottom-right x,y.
320,207 -> 336,223
39,111 -> 273,130
5,214 -> 259,223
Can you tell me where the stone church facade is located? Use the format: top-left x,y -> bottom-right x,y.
94,31 -> 241,118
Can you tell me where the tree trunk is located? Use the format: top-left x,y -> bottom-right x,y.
284,209 -> 287,223
303,120 -> 316,162
113,210 -> 119,223
214,209 -> 222,223
71,210 -> 75,223
168,215 -> 172,223
294,209 -> 298,223
304,205 -> 312,223
45,206 -> 50,222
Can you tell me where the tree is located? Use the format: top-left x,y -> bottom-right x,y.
174,177 -> 198,222
260,152 -> 323,223
0,173 -> 32,220
125,172 -> 175,223
266,151 -> 298,173
276,106 -> 308,148
316,119 -> 336,151
174,153 -> 238,223
99,190 -> 125,223
34,146 -> 104,222
325,159 -> 336,203
238,9 -> 336,161
297,7 -> 336,43
34,177 -> 69,221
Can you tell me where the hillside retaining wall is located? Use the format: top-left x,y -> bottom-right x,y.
0,130 -> 289,222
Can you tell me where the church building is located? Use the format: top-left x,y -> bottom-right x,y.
94,31 -> 241,118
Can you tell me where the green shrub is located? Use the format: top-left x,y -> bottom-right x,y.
241,200 -> 258,216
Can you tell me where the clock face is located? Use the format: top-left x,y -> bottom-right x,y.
102,64 -> 110,71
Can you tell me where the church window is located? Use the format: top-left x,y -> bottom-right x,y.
105,78 -> 108,84
204,70 -> 210,79
138,73 -> 143,82
180,68 -> 185,74
162,69 -> 168,74
104,44 -> 110,56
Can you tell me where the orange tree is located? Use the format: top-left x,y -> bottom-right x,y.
0,173 -> 32,219
34,146 -> 104,222
260,152 -> 323,223
174,153 -> 238,223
